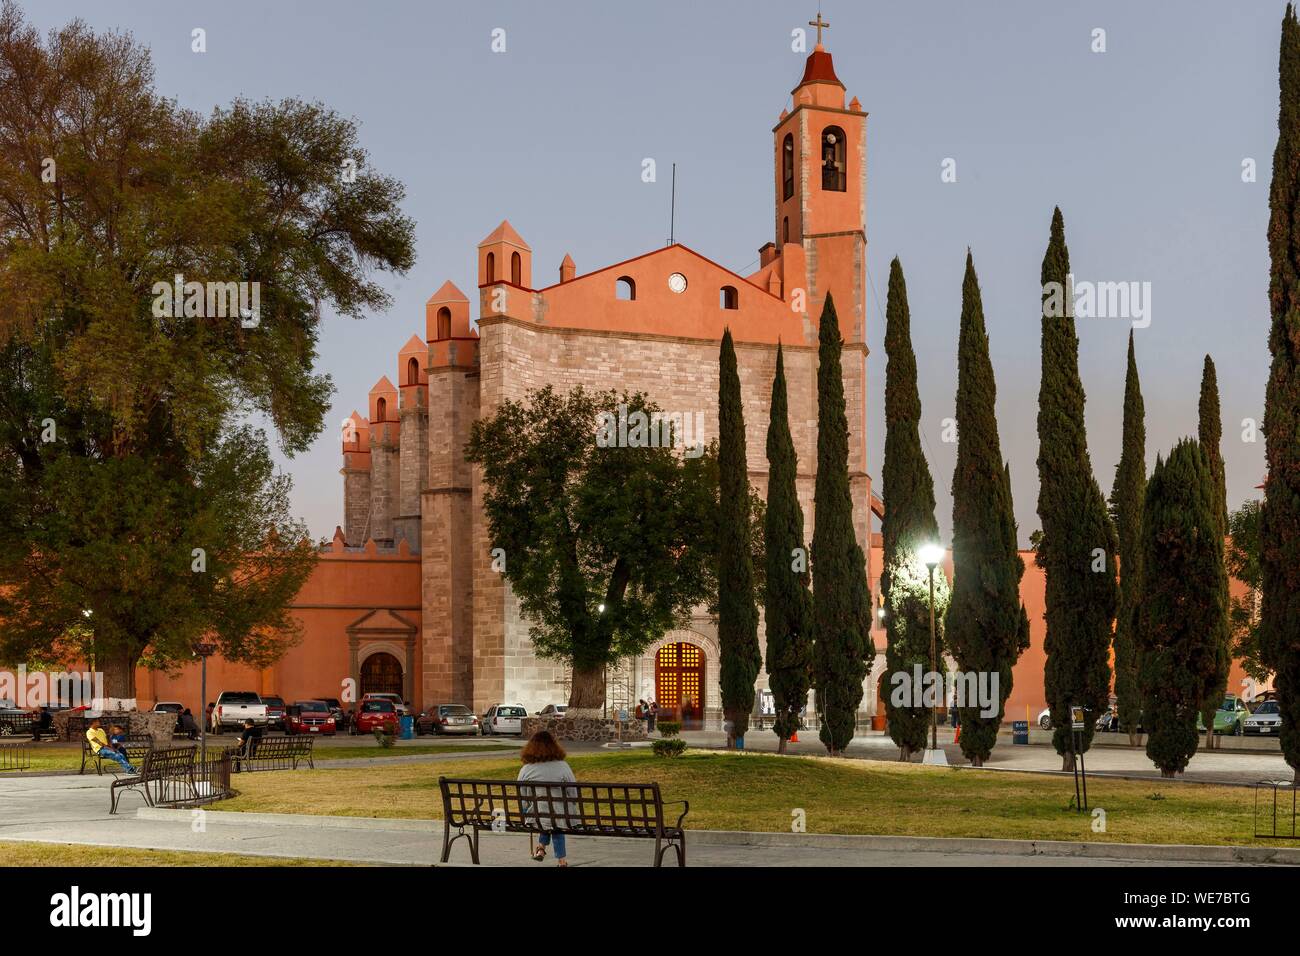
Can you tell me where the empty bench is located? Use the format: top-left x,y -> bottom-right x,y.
229,735 -> 314,772
109,746 -> 198,814
438,777 -> 689,866
80,735 -> 154,775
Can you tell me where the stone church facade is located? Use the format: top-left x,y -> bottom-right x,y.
339,39 -> 879,724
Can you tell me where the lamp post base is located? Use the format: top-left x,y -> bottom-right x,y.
922,748 -> 949,766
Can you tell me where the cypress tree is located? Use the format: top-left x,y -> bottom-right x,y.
1109,330 -> 1146,747
717,328 -> 762,748
1036,207 -> 1119,770
764,343 -> 813,754
1197,355 -> 1231,751
880,258 -> 949,760
1261,3 -> 1300,782
811,293 -> 872,756
1137,439 -> 1227,777
947,251 -> 1030,767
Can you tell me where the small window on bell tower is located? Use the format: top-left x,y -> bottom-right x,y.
822,126 -> 846,192
782,134 -> 794,201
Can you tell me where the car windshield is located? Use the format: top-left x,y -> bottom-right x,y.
499,707 -> 526,717
1221,698 -> 1237,711
221,693 -> 259,704
155,703 -> 181,712
296,701 -> 327,712
1256,701 -> 1280,714
261,697 -> 284,707
362,701 -> 394,712
439,705 -> 470,715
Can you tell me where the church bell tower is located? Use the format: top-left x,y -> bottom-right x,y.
772,12 -> 867,343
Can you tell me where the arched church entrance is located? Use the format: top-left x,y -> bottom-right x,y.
360,652 -> 404,699
655,642 -> 705,729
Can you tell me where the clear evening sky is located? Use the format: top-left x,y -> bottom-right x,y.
28,1 -> 1282,547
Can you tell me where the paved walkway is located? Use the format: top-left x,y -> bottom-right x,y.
0,771 -> 1288,867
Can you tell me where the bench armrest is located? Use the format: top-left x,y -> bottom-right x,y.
662,799 -> 689,830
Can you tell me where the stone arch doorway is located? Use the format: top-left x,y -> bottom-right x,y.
360,652 -> 404,699
655,642 -> 705,729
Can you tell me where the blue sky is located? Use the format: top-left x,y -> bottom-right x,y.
28,1 -> 1283,544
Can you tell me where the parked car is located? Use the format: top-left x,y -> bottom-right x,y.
285,701 -> 337,736
1036,707 -> 1052,730
361,692 -> 410,716
1197,695 -> 1250,736
415,703 -> 479,736
1244,699 -> 1283,736
536,704 -> 569,717
260,695 -> 287,732
480,704 -> 527,736
0,699 -> 33,737
353,699 -> 400,735
318,697 -> 350,733
211,691 -> 269,733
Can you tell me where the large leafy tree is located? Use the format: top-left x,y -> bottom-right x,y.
717,329 -> 762,747
1197,355 -> 1232,750
464,386 -> 734,710
1138,440 -> 1227,777
947,252 -> 1029,767
1261,2 -> 1300,781
0,4 -> 415,694
879,259 -> 948,760
1036,207 -> 1118,769
763,343 -> 812,754
1109,331 -> 1146,746
812,293 -> 873,756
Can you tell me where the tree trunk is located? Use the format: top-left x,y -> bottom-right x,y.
970,755 -> 983,768
899,745 -> 912,762
1161,769 -> 1176,778
99,645 -> 137,701
568,665 -> 606,709
1061,751 -> 1076,772
1127,730 -> 1138,747
777,735 -> 788,755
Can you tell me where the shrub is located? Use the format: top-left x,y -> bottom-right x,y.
657,720 -> 682,738
651,738 -> 687,758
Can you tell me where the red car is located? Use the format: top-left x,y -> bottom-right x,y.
285,701 -> 337,736
353,699 -> 399,735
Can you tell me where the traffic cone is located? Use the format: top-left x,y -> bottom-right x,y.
790,730 -> 799,743
954,725 -> 961,744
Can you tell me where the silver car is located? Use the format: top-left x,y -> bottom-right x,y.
1244,700 -> 1283,735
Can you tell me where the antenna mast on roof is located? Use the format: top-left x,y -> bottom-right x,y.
668,162 -> 676,246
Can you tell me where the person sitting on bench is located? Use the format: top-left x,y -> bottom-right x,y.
86,718 -> 138,774
232,719 -> 263,770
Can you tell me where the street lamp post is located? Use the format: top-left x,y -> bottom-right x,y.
918,543 -> 946,765
193,642 -> 217,766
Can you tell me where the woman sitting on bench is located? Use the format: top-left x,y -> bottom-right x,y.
517,730 -> 577,867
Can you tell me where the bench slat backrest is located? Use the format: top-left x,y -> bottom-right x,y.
439,777 -> 664,832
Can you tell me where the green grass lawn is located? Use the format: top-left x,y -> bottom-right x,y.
0,840 -> 355,867
215,749 -> 1289,848
0,740 -> 516,773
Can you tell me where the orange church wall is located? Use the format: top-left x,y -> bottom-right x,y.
133,546 -> 422,712
869,546 -> 1262,725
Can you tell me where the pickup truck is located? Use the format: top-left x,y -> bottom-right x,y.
210,691 -> 269,733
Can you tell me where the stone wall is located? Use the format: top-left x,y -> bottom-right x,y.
521,715 -> 646,743
54,709 -> 176,745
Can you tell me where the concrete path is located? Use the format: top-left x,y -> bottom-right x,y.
0,771 -> 1290,867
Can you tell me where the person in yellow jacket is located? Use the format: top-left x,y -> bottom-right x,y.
86,717 -> 138,774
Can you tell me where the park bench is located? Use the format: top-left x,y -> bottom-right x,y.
109,745 -> 198,814
80,734 -> 154,775
229,734 -> 315,772
437,777 -> 689,866
0,743 -> 30,772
